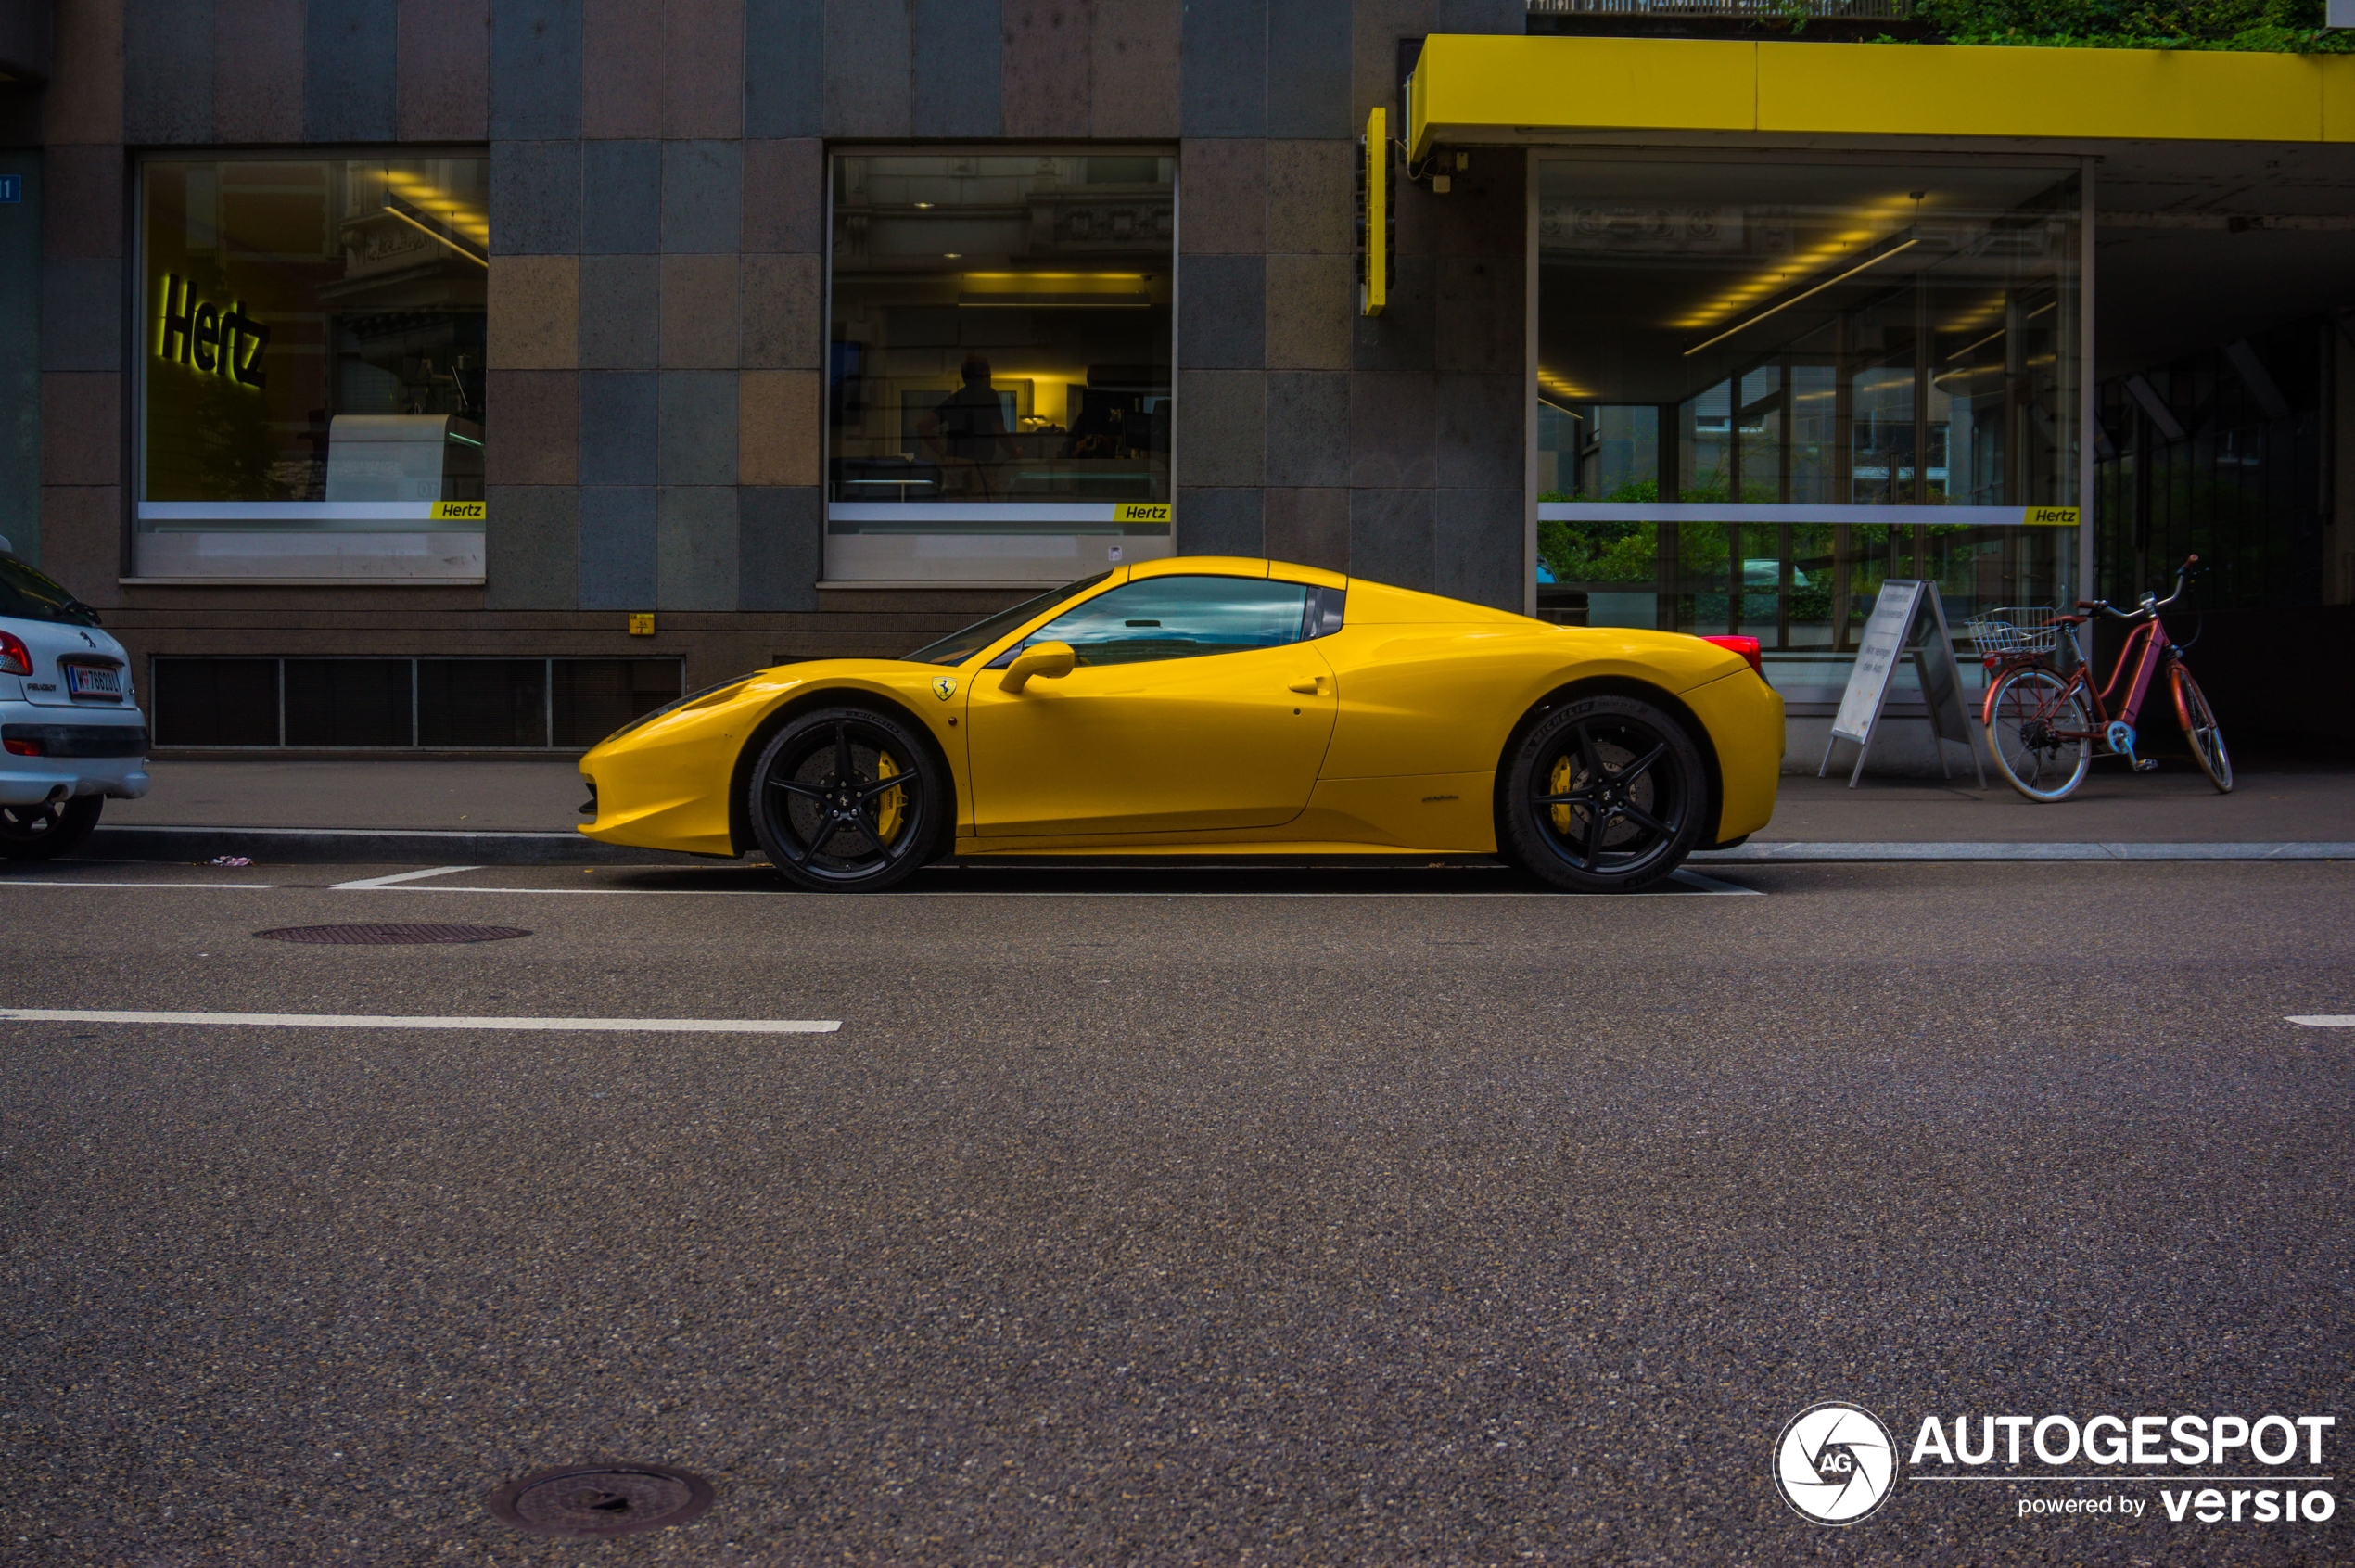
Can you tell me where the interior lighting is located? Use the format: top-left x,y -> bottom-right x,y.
382,196 -> 488,267
958,271 -> 1152,307
914,200 -> 936,209
1682,236 -> 1918,358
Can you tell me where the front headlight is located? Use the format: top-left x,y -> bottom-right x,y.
598,677 -> 753,746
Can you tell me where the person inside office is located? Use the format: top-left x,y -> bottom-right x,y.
917,355 -> 1019,499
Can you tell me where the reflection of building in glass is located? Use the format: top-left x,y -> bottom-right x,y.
827,153 -> 1176,584
136,157 -> 488,581
1535,159 -> 2080,697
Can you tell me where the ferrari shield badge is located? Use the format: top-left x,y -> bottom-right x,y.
932,675 -> 958,701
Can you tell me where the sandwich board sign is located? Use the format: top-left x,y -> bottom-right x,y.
1819,579 -> 1985,789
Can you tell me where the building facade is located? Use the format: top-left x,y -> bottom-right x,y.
3,1 -> 2351,756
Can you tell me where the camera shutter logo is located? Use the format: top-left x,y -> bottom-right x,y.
1776,1402 -> 1896,1524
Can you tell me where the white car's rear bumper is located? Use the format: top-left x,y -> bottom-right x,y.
0,705 -> 150,804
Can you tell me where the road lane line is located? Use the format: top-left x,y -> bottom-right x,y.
330,865 -> 481,889
2286,1015 -> 2355,1027
1666,869 -> 1760,895
0,1009 -> 839,1034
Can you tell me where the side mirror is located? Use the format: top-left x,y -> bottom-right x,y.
999,640 -> 1076,694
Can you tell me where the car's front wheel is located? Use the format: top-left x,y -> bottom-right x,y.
1500,695 -> 1705,893
747,707 -> 943,892
0,796 -> 103,861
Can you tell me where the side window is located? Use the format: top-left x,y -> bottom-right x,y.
995,577 -> 1311,668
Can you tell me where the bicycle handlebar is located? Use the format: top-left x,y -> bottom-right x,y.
2077,555 -> 2198,620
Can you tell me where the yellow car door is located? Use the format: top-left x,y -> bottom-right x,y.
966,575 -> 1340,836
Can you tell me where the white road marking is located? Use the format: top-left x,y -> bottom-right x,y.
0,1009 -> 839,1034
329,865 -> 482,889
1665,868 -> 1760,895
2286,1015 -> 2355,1027
0,879 -> 276,889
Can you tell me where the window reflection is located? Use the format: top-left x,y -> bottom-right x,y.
997,578 -> 1309,668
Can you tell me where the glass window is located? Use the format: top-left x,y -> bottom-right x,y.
137,155 -> 489,581
901,571 -> 1113,666
1534,158 -> 2081,704
827,152 -> 1175,584
0,552 -> 102,626
994,577 -> 1309,668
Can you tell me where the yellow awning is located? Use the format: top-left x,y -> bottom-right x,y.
1407,34 -> 2355,160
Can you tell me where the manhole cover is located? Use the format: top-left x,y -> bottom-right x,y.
254,923 -> 531,946
487,1462 -> 715,1536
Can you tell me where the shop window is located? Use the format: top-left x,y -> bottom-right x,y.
827,151 -> 1175,585
1534,159 -> 2081,705
136,155 -> 489,582
150,658 -> 682,749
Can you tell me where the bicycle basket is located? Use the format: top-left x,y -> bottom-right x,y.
1966,606 -> 2062,658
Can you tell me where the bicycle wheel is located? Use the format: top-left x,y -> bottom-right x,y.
1984,666 -> 2091,802
2170,662 -> 2233,794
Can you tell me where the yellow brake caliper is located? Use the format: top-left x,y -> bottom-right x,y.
872,751 -> 903,843
1549,754 -> 1576,835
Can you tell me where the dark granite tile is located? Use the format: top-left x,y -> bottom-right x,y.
1433,485 -> 1524,610
491,140 -> 583,256
579,254 -> 661,369
490,0 -> 582,139
742,139 -> 824,252
40,144 -> 121,260
1263,485 -> 1348,572
1267,0 -> 1349,139
1175,369 -> 1263,488
1001,0 -> 1088,139
665,0 -> 745,139
578,484 -> 658,608
823,0 -> 911,137
582,0 -> 662,137
1178,138 -> 1265,256
913,0 -> 1001,137
1179,0 -> 1264,137
656,484 -> 739,609
1091,0 -> 1178,138
581,140 -> 660,254
659,254 -> 742,369
215,0 -> 304,142
1264,371 -> 1348,489
1349,370 -> 1435,489
1178,253 -> 1265,371
662,139 -> 743,254
745,0 -> 823,137
737,484 -> 822,610
304,0 -> 397,141
1348,485 -> 1435,592
484,370 -> 580,485
579,371 -> 659,485
658,370 -> 739,485
484,483 -> 579,609
742,252 -> 822,369
42,259 -> 122,373
1435,372 -> 1522,490
1177,487 -> 1264,557
125,0 -> 213,143
397,0 -> 489,139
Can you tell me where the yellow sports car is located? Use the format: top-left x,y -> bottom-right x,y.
578,556 -> 1782,893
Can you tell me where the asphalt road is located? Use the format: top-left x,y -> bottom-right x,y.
0,859 -> 2348,1566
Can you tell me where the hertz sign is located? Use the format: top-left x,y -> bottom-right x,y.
156,274 -> 270,389
1357,108 -> 1394,317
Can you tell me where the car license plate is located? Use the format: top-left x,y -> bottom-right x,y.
63,663 -> 121,700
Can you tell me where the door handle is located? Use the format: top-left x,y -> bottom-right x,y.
1286,675 -> 1331,695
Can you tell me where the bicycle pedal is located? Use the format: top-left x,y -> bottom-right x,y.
2135,759 -> 2159,772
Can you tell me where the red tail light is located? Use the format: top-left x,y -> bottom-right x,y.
0,631 -> 28,677
1700,634 -> 1763,676
3,737 -> 41,757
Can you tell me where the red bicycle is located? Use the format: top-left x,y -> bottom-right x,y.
1968,555 -> 2232,803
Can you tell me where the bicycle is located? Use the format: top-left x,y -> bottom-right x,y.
1966,555 -> 2232,803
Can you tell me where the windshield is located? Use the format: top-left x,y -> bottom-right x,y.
0,555 -> 101,626
900,571 -> 1113,666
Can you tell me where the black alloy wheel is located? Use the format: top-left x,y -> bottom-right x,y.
0,796 -> 103,861
747,707 -> 943,892
1501,695 -> 1705,893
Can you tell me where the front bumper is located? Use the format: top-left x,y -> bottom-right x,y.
0,707 -> 151,805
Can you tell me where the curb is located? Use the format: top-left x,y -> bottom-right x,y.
83,825 -> 709,866
76,827 -> 2355,868
1693,841 -> 2355,862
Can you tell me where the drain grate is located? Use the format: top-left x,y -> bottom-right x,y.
488,1462 -> 715,1537
254,923 -> 531,946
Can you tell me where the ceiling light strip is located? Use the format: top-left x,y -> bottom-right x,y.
1682,236 -> 1917,358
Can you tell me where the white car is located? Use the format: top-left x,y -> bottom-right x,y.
0,541 -> 148,860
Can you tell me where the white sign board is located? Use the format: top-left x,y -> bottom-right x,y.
1820,580 -> 1985,789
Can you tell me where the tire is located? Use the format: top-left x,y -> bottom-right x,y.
0,795 -> 102,861
1500,695 -> 1705,893
747,707 -> 944,892
2170,663 -> 2233,794
1983,666 -> 2091,803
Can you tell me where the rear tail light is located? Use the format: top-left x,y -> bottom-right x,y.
3,737 -> 41,757
1700,634 -> 1764,676
0,631 -> 28,677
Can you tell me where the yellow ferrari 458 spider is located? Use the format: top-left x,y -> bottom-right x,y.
578,556 -> 1782,892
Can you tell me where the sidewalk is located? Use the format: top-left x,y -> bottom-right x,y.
71,757 -> 2355,864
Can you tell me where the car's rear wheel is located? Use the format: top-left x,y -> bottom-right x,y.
0,796 -> 102,861
1500,695 -> 1704,893
748,707 -> 943,892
